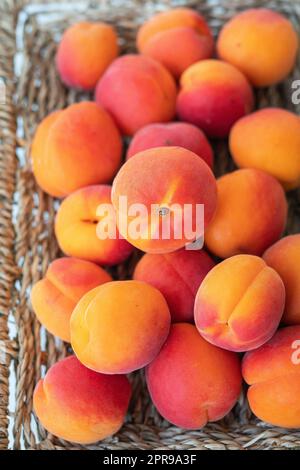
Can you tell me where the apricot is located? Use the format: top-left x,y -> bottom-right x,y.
205,169 -> 287,258
230,108 -> 300,190
31,102 -> 122,198
70,280 -> 171,374
56,22 -> 119,90
133,249 -> 215,323
126,122 -> 213,168
176,59 -> 254,138
31,110 -> 63,197
195,254 -> 285,352
217,9 -> 298,87
55,185 -> 133,266
31,257 -> 112,342
95,54 -> 177,135
137,8 -> 214,78
263,235 -> 300,325
112,146 -> 217,254
242,326 -> 300,428
33,356 -> 131,444
146,323 -> 242,429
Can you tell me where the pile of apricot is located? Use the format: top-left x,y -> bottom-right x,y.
30,7 -> 300,444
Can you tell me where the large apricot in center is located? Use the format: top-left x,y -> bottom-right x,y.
111,146 -> 217,254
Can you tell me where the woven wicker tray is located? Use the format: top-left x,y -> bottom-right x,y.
1,0 -> 300,450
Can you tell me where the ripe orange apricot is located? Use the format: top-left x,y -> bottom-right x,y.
137,8 -> 214,78
126,122 -> 214,168
205,169 -> 287,258
146,323 -> 242,429
31,257 -> 112,342
230,108 -> 300,190
242,326 -> 300,428
194,255 -> 285,352
31,110 -> 63,197
33,356 -> 131,444
112,146 -> 217,254
31,102 -> 122,197
70,280 -> 171,374
217,8 -> 298,87
176,59 -> 254,138
263,235 -> 300,325
95,54 -> 177,136
56,22 -> 119,90
55,185 -> 134,266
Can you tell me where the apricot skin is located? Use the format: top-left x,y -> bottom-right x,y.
176,59 -> 254,138
56,22 -> 119,90
205,169 -> 287,258
146,323 -> 242,429
242,326 -> 300,428
263,235 -> 300,325
137,8 -> 214,78
31,102 -> 122,198
33,356 -> 131,444
112,146 -> 217,254
31,257 -> 112,342
194,254 -> 285,352
217,8 -> 298,87
55,185 -> 134,266
134,249 -> 215,323
70,280 -> 171,374
126,122 -> 213,168
230,108 -> 300,190
95,54 -> 177,136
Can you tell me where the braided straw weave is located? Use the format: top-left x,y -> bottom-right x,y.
0,0 -> 300,450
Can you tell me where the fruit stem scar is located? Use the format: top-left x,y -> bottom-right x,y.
158,207 -> 170,217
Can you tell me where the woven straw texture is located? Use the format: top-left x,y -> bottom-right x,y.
0,0 -> 300,450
